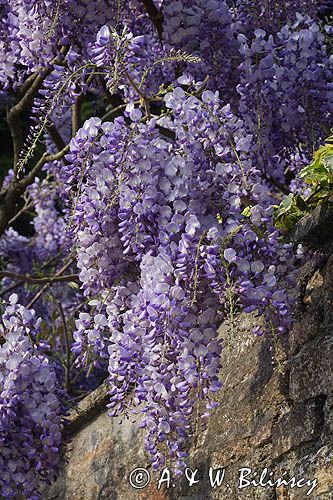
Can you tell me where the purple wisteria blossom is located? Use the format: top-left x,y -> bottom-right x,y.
0,295 -> 63,499
0,0 -> 331,491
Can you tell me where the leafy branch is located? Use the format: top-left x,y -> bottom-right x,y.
274,134 -> 333,231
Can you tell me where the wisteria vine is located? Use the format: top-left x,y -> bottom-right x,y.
0,0 -> 332,496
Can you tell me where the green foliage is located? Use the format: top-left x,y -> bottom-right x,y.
274,193 -> 309,230
300,137 -> 333,187
274,134 -> 333,230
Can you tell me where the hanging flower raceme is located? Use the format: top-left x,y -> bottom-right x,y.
0,0 -> 331,489
0,295 -> 64,499
236,15 -> 333,181
60,84 -> 299,470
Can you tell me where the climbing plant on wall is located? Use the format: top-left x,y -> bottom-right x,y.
0,0 -> 332,496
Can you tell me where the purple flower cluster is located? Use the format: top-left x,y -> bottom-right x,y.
0,295 -> 63,499
60,85 -> 298,469
237,15 -> 333,181
28,177 -> 67,261
89,25 -> 145,94
162,0 -> 239,99
0,0 -> 332,486
230,0 -> 319,34
0,0 -> 119,90
63,117 -> 133,295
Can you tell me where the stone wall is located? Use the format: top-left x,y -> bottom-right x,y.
47,209 -> 333,500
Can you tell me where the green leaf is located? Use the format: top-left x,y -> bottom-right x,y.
273,194 -> 308,231
274,193 -> 294,216
323,153 -> 333,174
241,206 -> 252,217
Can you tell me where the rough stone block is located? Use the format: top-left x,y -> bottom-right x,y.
289,336 -> 333,402
271,401 -> 322,458
289,198 -> 333,247
324,394 -> 333,433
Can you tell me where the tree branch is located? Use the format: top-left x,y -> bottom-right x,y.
101,96 -> 163,122
0,271 -> 79,285
27,258 -> 76,309
20,144 -> 70,188
0,143 -> 69,236
6,108 -> 24,168
8,196 -> 33,226
71,97 -> 82,137
46,123 -> 67,152
6,47 -> 69,176
139,0 -> 164,40
0,280 -> 24,298
17,72 -> 40,99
